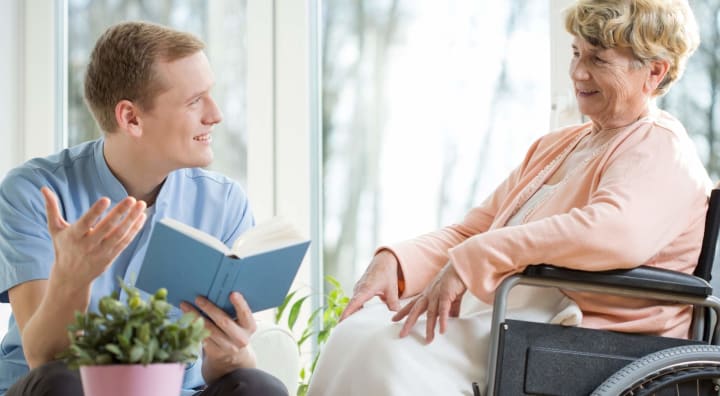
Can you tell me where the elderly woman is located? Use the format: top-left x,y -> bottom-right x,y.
307,0 -> 711,395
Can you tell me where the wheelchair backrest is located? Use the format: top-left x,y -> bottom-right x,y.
694,187 -> 720,282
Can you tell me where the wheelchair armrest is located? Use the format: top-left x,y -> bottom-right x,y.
522,264 -> 713,297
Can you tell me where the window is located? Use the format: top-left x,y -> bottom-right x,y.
321,1 -> 551,288
659,1 -> 720,180
66,0 -> 248,184
657,1 -> 720,289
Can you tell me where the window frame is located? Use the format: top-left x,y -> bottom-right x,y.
1,0 -> 64,168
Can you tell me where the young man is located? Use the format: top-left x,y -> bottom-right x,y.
0,22 -> 287,396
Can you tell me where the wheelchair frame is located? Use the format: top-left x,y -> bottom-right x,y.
478,187 -> 720,396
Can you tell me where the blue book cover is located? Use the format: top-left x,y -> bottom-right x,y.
136,218 -> 310,316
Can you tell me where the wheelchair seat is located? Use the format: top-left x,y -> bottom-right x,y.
478,187 -> 720,396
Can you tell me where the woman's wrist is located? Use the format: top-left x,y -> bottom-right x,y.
375,248 -> 405,297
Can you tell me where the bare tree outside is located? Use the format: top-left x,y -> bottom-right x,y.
657,0 -> 720,289
659,0 -> 720,179
321,0 -> 405,293
321,0 -> 550,291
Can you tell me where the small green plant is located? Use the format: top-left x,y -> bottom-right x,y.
275,275 -> 350,396
59,279 -> 210,369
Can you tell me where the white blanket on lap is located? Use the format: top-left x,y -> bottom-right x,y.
307,286 -> 581,396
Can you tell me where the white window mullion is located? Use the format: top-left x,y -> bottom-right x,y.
307,0 -> 324,321
274,0 -> 311,235
248,0 -> 319,349
23,0 -> 60,159
274,0 -> 315,298
247,0 -> 277,222
56,0 -> 68,150
0,0 -> 22,177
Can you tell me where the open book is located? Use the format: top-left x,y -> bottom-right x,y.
136,217 -> 310,315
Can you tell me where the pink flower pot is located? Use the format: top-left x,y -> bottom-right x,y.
80,363 -> 185,396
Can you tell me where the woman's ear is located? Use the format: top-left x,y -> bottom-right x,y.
115,100 -> 142,137
645,58 -> 670,94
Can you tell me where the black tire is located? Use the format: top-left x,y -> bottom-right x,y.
591,345 -> 720,396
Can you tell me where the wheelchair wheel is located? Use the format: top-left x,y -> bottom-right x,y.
591,345 -> 720,396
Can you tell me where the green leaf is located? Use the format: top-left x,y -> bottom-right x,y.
138,323 -> 151,344
143,338 -> 158,365
306,307 -> 322,329
104,344 -> 123,359
129,345 -> 144,363
325,275 -> 341,290
322,308 -> 334,326
297,384 -> 309,396
152,300 -> 171,316
317,328 -> 330,344
95,353 -> 113,365
73,310 -> 84,324
328,289 -> 339,305
122,322 -> 133,341
117,334 -> 130,350
288,296 -> 309,330
191,317 -> 206,332
70,344 -> 92,361
297,331 -> 314,348
178,312 -> 196,327
309,350 -> 321,373
275,290 -> 298,323
156,349 -> 170,361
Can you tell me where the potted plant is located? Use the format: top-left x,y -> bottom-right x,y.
59,280 -> 210,396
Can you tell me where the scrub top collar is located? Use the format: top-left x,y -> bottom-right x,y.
92,138 -> 176,213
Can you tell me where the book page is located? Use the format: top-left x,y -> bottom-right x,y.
160,218 -> 230,254
231,217 -> 306,257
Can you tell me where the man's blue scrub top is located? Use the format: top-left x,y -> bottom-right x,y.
0,138 -> 254,394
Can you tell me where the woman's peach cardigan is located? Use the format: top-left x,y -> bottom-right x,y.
386,110 -> 712,338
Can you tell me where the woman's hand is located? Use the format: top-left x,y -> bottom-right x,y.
180,292 -> 257,384
340,250 -> 403,321
392,263 -> 467,343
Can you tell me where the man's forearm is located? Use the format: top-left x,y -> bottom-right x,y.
21,277 -> 91,368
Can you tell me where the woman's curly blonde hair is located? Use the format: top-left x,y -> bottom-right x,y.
565,0 -> 699,96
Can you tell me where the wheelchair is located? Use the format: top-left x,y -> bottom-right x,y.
475,187 -> 720,396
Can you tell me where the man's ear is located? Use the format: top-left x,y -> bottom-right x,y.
115,100 -> 142,137
645,58 -> 670,94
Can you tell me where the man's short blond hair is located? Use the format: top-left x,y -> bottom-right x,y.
565,0 -> 699,96
84,21 -> 205,133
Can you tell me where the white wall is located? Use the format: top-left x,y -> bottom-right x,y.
23,0 -> 60,158
0,0 -> 22,336
0,0 -> 22,179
